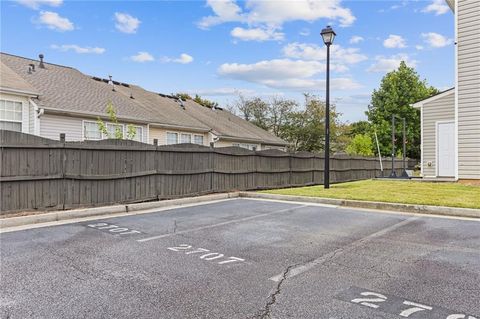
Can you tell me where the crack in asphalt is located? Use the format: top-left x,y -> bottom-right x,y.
254,264 -> 298,319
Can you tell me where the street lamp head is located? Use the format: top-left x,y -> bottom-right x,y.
320,25 -> 336,46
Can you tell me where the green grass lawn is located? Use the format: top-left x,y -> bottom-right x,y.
260,180 -> 480,209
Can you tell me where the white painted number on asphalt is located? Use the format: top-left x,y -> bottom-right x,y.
87,222 -> 141,236
167,244 -> 245,266
399,301 -> 433,317
351,292 -> 387,309
336,287 -> 477,319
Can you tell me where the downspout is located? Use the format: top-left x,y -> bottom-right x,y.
29,98 -> 42,136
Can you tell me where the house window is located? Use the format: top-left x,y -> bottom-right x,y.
106,123 -> 124,139
181,133 -> 191,144
127,125 -> 143,142
83,121 -> 102,140
194,135 -> 204,145
233,143 -> 257,150
166,132 -> 178,145
0,99 -> 22,132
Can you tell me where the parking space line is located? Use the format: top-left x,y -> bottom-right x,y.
136,205 -> 307,242
269,217 -> 418,282
0,199 -> 235,234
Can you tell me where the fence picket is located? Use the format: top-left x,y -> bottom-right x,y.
0,130 -> 416,214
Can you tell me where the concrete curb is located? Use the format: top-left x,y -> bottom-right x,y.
238,192 -> 480,219
0,193 -> 239,229
2,190 -> 478,229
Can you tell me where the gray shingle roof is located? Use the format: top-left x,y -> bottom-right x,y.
181,99 -> 287,145
0,52 -> 286,145
0,61 -> 39,95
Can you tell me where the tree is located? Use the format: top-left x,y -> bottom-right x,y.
174,92 -> 192,101
193,94 -> 218,108
349,120 -> 371,137
280,94 -> 342,152
366,61 -> 438,159
346,134 -> 374,156
234,95 -> 271,131
97,102 -> 137,140
174,93 -> 219,109
269,96 -> 297,137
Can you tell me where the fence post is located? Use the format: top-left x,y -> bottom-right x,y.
210,142 -> 215,192
154,142 -> 160,200
311,155 -> 315,185
252,146 -> 257,189
289,152 -> 292,187
59,133 -> 66,210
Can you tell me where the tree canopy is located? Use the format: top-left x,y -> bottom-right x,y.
231,94 -> 343,153
346,134 -> 374,157
366,61 -> 438,159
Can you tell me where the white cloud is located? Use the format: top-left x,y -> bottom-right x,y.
114,12 -> 140,34
130,51 -> 155,62
198,0 -> 244,29
161,53 -> 194,64
16,0 -> 62,9
349,36 -> 364,44
218,59 -> 361,91
383,34 -> 406,48
231,27 -> 284,41
415,45 -> 424,50
422,0 -> 450,15
37,11 -> 74,31
367,54 -> 417,73
198,0 -> 356,41
421,32 -> 453,48
299,28 -> 310,36
282,42 -> 367,66
51,44 -> 105,54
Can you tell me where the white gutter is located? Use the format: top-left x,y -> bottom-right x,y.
28,98 -> 41,135
0,87 -> 39,97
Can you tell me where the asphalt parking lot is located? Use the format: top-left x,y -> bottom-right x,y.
1,198 -> 479,319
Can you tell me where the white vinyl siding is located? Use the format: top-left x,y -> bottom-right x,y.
457,0 -> 480,179
40,114 -> 146,142
41,115 -> 84,141
421,92 -> 455,177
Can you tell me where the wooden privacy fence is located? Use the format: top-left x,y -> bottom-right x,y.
0,130 -> 415,214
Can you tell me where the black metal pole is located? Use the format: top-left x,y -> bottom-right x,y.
402,118 -> 406,172
389,115 -> 397,178
324,43 -> 330,189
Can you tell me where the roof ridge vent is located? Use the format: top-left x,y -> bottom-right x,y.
176,98 -> 185,109
28,63 -> 35,74
38,54 -> 45,68
108,75 -> 116,92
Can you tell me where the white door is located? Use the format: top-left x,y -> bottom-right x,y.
437,122 -> 455,177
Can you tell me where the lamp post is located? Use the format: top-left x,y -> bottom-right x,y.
321,26 -> 336,189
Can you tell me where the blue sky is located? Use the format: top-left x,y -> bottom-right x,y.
1,0 -> 455,122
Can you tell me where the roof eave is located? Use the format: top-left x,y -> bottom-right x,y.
445,0 -> 455,12
149,122 -> 211,133
217,134 -> 288,146
0,86 -> 40,98
410,87 -> 455,108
